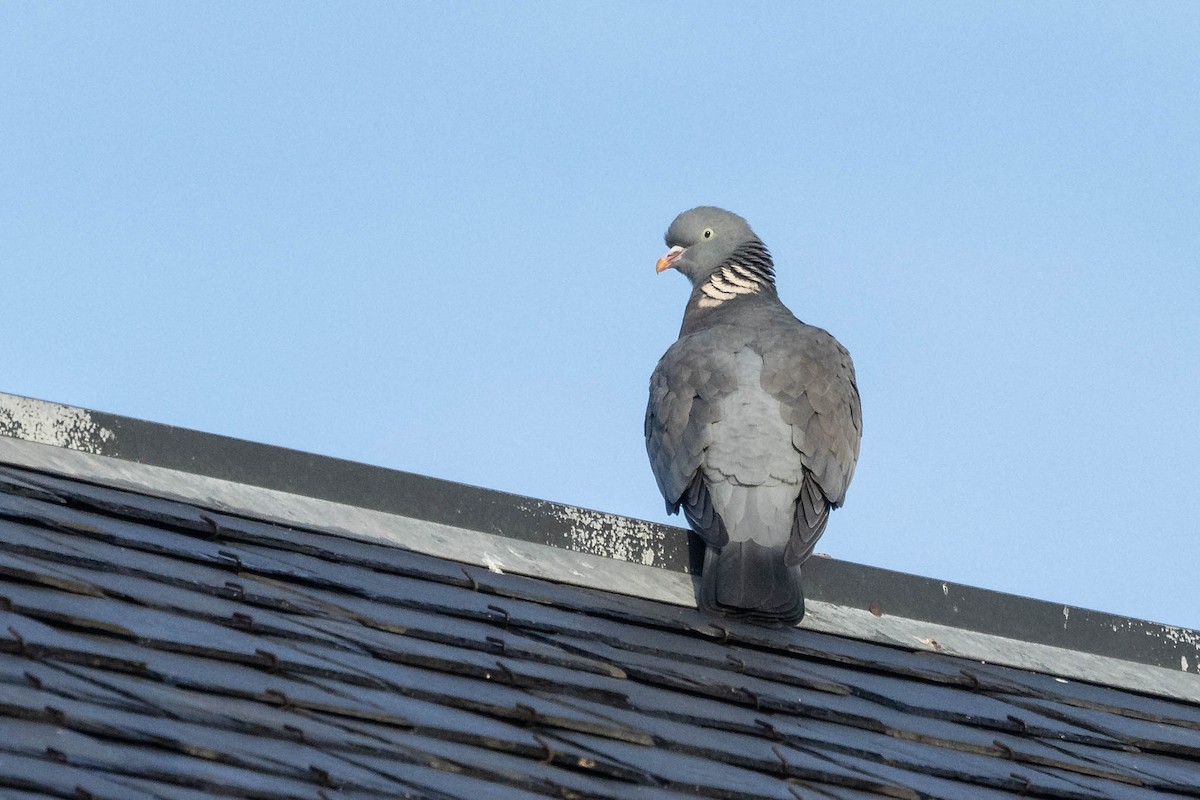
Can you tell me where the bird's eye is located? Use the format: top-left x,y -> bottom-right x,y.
703,228 -> 714,239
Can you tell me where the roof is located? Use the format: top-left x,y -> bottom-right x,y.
1,391 -> 1198,799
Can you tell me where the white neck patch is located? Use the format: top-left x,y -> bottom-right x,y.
697,265 -> 765,308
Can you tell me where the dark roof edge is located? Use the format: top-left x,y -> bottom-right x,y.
2,391 -> 1197,703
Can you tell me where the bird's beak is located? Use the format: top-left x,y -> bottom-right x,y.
656,245 -> 686,273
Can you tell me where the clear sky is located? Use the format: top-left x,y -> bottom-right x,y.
3,4 -> 1198,630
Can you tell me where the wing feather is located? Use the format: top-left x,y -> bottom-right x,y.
645,332 -> 739,548
760,321 -> 861,509
759,319 -> 861,566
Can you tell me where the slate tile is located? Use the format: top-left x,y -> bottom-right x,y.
975,666 -> 1200,730
0,493 -> 231,567
544,730 -> 824,799
807,744 -> 1104,800
0,722 -> 336,799
291,652 -> 650,743
1007,696 -> 1200,757
0,750 -> 171,800
1043,739 -> 1200,794
3,465 -> 1199,800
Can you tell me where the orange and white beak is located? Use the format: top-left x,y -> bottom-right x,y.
656,245 -> 685,273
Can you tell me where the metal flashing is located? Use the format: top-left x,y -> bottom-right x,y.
2,390 -> 1198,703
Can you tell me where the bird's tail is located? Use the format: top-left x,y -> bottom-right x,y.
700,541 -> 805,627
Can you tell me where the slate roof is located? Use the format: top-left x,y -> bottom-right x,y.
1,392 -> 1199,799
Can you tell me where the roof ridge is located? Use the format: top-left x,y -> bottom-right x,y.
2,390 -> 1197,703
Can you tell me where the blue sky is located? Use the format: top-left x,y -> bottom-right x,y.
3,4 -> 1198,629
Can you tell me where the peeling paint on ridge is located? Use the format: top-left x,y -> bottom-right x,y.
0,396 -> 115,454
522,499 -> 676,568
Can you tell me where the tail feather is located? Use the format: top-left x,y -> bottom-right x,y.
700,541 -> 805,626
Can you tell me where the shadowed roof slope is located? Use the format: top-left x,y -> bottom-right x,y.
1,392 -> 1198,798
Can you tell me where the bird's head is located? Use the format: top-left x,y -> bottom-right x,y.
656,206 -> 766,285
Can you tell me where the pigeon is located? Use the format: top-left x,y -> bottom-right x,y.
645,207 -> 862,626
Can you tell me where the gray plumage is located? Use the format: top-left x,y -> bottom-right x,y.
645,207 -> 862,626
